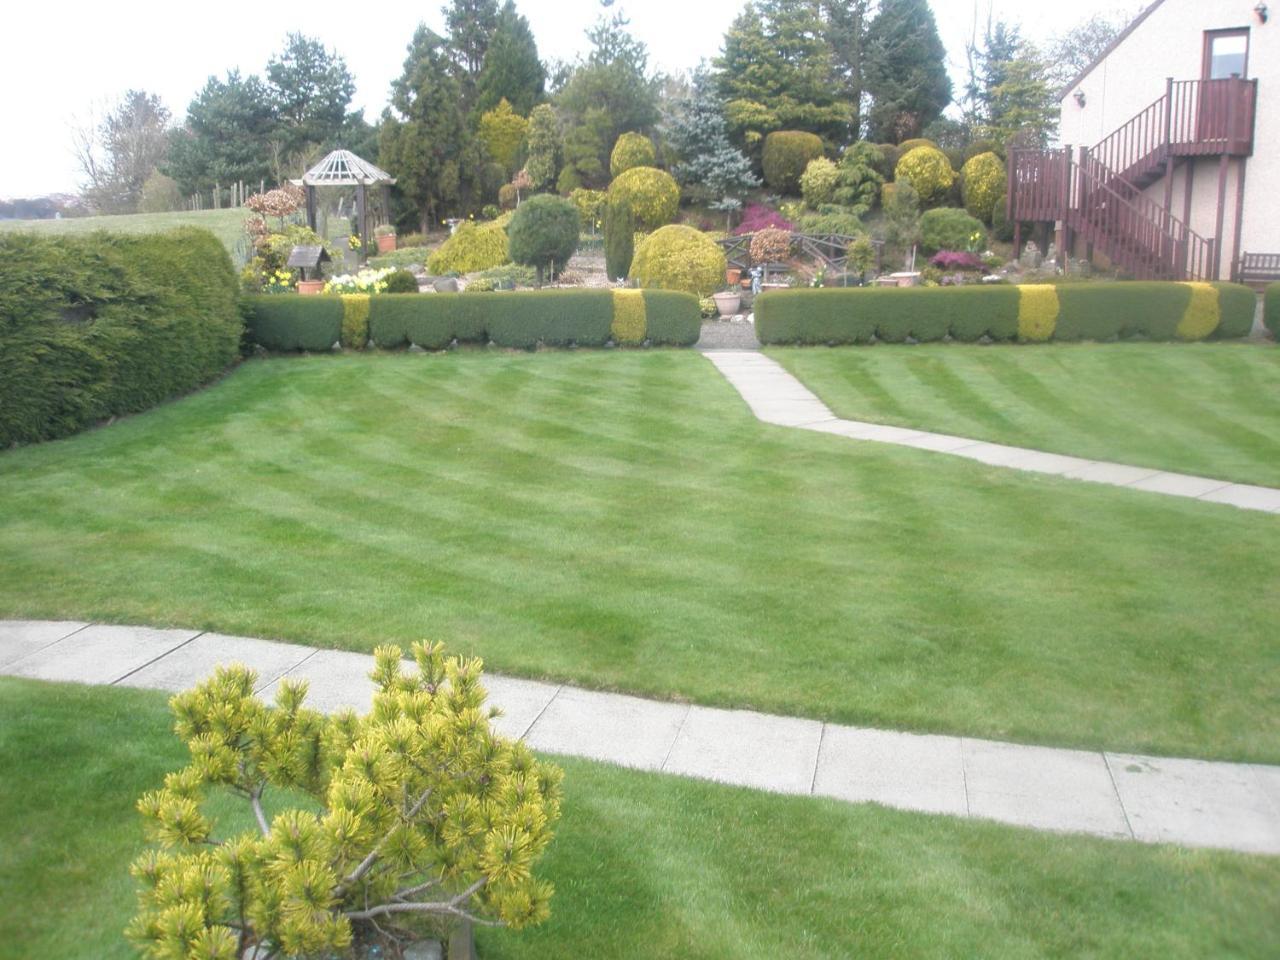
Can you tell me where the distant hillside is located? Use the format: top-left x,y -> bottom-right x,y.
0,208 -> 250,265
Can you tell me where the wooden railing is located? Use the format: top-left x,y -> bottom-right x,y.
716,233 -> 883,274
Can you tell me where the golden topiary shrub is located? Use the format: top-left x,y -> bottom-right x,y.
1017,284 -> 1060,341
608,166 -> 680,231
1176,282 -> 1221,340
800,156 -> 840,208
427,221 -> 510,275
894,146 -> 956,205
960,152 -> 1007,224
611,289 -> 647,344
340,294 -> 370,349
630,225 -> 727,298
762,131 -> 825,195
610,132 -> 657,178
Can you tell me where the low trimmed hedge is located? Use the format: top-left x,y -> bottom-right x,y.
247,288 -> 701,351
0,228 -> 241,446
1262,283 -> 1279,339
755,282 -> 1257,346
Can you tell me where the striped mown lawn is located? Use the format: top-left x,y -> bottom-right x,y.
768,342 -> 1280,487
4,679 -> 1278,960
0,352 -> 1277,762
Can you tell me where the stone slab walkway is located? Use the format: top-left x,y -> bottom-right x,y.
704,350 -> 1280,513
3,619 -> 1278,855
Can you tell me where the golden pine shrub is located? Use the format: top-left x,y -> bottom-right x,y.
1017,284 -> 1059,342
1175,282 -> 1221,340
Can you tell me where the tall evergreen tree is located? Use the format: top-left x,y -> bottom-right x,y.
523,103 -> 561,190
379,25 -> 479,232
265,33 -> 356,160
864,0 -> 952,143
475,0 -> 546,116
442,0 -> 500,99
164,71 -> 275,194
822,0 -> 871,140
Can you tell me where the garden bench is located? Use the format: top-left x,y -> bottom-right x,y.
1234,252 -> 1280,288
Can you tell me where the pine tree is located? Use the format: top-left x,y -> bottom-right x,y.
379,26 -> 479,232
864,0 -> 952,143
265,33 -> 357,160
164,71 -> 276,195
442,0 -> 499,104
665,69 -> 759,219
475,0 -> 547,116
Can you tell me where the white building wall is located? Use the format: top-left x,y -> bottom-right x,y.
1058,0 -> 1279,263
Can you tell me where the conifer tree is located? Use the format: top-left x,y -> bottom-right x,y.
475,0 -> 546,116
523,103 -> 561,191
603,195 -> 635,281
665,69 -> 759,218
864,0 -> 952,143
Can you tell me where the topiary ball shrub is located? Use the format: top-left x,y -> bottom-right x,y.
960,152 -> 1007,224
383,269 -> 420,293
762,131 -> 825,195
427,221 -> 510,275
894,146 -> 956,206
897,137 -> 938,154
800,157 -> 840,208
630,225 -> 727,298
920,207 -> 986,254
507,194 -> 581,283
610,131 -> 657,178
608,166 -> 680,231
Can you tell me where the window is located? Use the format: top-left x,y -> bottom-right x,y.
1204,30 -> 1249,80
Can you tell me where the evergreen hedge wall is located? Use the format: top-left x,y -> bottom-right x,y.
755,282 -> 1257,346
1264,283 -> 1280,340
246,288 -> 701,351
0,228 -> 241,446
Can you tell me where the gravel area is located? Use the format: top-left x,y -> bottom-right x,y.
698,317 -> 761,350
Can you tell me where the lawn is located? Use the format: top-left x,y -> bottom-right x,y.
2,678 -> 1277,960
768,342 -> 1280,487
0,352 -> 1277,762
0,208 -> 250,264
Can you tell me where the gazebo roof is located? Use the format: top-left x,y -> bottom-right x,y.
293,149 -> 396,187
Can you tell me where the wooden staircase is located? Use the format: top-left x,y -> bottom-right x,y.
1009,76 -> 1256,281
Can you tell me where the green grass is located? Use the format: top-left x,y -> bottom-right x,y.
768,342 -> 1280,487
0,352 -> 1277,762
0,208 -> 249,263
2,678 -> 1277,960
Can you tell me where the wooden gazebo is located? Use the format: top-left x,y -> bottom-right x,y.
291,150 -> 396,261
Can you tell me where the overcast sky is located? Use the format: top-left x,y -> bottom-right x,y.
2,0 -> 1139,198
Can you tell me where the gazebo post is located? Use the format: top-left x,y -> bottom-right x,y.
305,185 -> 317,233
356,183 -> 368,264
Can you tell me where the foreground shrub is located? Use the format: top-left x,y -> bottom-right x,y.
762,131 -> 825,194
755,282 -> 1255,345
894,146 -> 956,205
960,152 -> 1007,224
611,289 -> 647,344
127,648 -> 562,959
246,296 -> 343,351
0,228 -> 241,446
1215,282 -> 1259,338
383,269 -> 420,293
608,166 -> 680,230
920,207 -> 986,254
641,290 -> 702,345
610,131 -> 657,177
1265,283 -> 1280,339
630,225 -> 727,298
427,221 -> 510,275
508,194 -> 581,283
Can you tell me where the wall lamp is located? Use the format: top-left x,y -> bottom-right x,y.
1257,2 -> 1269,24
1074,89 -> 1087,108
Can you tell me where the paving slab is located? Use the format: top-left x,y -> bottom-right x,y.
896,432 -> 982,454
259,649 -> 378,714
1126,472 -> 1232,499
483,674 -> 561,741
997,450 -> 1096,477
1106,753 -> 1280,854
801,419 -> 902,440
949,442 -> 1044,467
1061,461 -> 1162,486
663,705 -> 822,794
0,620 -> 89,667
813,726 -> 967,815
4,624 -> 201,685
523,686 -> 689,771
1197,483 -> 1280,513
121,633 -> 317,693
962,739 -> 1131,838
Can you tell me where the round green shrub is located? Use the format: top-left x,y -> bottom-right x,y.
762,131 -> 825,195
426,221 -> 510,275
894,146 -> 956,205
919,207 -> 987,254
383,269 -> 419,293
610,132 -> 657,178
800,157 -> 840,209
897,137 -> 938,154
630,225 -> 727,298
960,152 -> 1007,224
507,194 -> 581,280
608,166 -> 680,231
964,139 -> 1004,163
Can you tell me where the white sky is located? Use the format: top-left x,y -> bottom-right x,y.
2,0 -> 1137,198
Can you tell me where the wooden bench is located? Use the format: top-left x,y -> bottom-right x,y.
1234,253 -> 1280,288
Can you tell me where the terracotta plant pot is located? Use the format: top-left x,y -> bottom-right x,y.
712,291 -> 742,317
726,268 -> 742,285
376,234 -> 397,253
296,279 -> 325,295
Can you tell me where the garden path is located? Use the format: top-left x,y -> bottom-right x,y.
703,350 -> 1280,513
3,619 -> 1278,856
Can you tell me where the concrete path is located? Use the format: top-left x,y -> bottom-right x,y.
3,619 -> 1278,856
705,350 -> 1280,513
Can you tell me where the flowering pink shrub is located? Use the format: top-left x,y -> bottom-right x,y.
734,203 -> 794,235
929,250 -> 985,271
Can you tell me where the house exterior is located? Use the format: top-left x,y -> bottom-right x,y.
1010,0 -> 1275,281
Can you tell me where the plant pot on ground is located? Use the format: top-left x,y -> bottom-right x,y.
375,225 -> 397,253
297,279 -> 324,295
726,268 -> 742,285
712,291 -> 742,317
